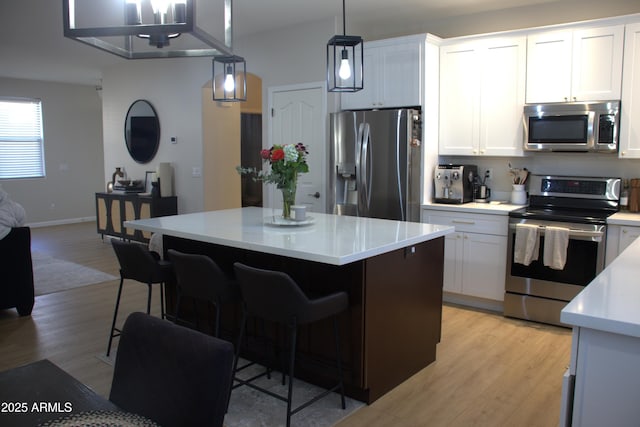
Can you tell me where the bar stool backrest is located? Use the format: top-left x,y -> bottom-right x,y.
112,240 -> 165,284
167,250 -> 235,303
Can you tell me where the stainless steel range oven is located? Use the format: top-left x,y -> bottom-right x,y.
504,175 -> 620,327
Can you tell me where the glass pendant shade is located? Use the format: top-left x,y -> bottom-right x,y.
212,55 -> 247,102
327,35 -> 363,92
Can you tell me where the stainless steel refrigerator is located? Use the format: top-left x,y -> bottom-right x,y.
329,108 -> 422,221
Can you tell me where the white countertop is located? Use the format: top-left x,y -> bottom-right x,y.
607,211 -> 640,226
561,235 -> 640,338
124,207 -> 454,266
422,201 -> 525,215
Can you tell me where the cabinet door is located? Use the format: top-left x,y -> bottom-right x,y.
619,226 -> 640,255
439,43 -> 480,155
443,232 -> 464,294
379,42 -> 422,108
526,31 -> 573,103
461,233 -> 507,301
96,195 -> 108,233
620,23 -> 640,159
480,37 -> 526,156
341,47 -> 379,110
572,25 -> 624,101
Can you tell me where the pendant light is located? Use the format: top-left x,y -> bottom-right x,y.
212,55 -> 247,102
63,0 -> 234,59
327,0 -> 363,92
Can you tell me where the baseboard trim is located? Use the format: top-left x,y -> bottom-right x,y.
443,292 -> 503,313
27,216 -> 96,228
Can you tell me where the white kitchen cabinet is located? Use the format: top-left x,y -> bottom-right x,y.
341,35 -> 423,110
605,224 -> 640,266
423,209 -> 508,302
439,36 -> 525,156
526,25 -> 624,103
619,23 -> 640,159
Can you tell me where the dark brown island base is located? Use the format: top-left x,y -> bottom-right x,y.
124,208 -> 452,403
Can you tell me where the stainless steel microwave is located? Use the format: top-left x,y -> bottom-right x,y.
523,101 -> 620,153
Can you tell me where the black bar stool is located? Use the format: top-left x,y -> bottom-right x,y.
167,249 -> 239,337
232,262 -> 348,427
107,240 -> 173,357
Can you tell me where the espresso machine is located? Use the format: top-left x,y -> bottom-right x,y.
434,164 -> 477,204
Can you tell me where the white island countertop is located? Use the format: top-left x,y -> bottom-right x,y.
561,233 -> 640,338
124,207 -> 454,266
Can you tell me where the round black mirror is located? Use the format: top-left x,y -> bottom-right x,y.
124,100 -> 160,164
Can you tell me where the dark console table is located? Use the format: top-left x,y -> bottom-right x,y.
95,192 -> 177,243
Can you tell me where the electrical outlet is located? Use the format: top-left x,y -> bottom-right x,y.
486,168 -> 494,181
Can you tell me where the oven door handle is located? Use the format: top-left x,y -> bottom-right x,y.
509,224 -> 604,242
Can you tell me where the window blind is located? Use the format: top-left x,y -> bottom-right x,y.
0,98 -> 45,179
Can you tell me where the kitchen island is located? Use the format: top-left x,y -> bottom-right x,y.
124,207 -> 453,403
560,233 -> 640,426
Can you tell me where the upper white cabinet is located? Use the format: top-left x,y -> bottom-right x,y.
526,25 -> 624,103
439,36 -> 526,156
619,23 -> 640,159
341,35 -> 423,110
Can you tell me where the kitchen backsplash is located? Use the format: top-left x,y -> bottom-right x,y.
438,153 -> 640,196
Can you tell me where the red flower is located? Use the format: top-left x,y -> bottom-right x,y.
271,148 -> 285,161
260,149 -> 271,160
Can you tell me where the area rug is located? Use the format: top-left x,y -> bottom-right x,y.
32,251 -> 117,296
96,353 -> 364,427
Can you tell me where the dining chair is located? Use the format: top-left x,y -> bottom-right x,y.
110,312 -> 234,427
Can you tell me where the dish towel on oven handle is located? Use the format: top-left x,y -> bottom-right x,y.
514,223 -> 539,266
543,226 -> 569,270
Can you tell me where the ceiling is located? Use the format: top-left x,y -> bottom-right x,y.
0,0 -> 598,86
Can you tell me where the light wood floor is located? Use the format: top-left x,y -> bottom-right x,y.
0,222 -> 572,426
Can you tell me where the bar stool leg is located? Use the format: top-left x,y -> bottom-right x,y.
106,277 -> 125,357
173,293 -> 182,325
146,284 -> 152,314
286,320 -> 298,427
160,282 -> 166,319
333,316 -> 346,409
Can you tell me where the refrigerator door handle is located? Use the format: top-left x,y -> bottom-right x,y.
362,123 -> 372,212
395,113 -> 405,221
356,122 -> 364,216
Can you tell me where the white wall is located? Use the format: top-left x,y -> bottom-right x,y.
101,17 -> 338,214
0,78 -> 103,225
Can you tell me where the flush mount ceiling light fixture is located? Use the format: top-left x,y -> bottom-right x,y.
62,0 -> 235,59
326,0 -> 363,92
212,55 -> 246,102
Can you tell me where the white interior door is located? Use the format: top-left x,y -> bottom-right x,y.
268,83 -> 327,213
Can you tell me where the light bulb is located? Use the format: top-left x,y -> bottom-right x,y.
338,50 -> 351,80
339,59 -> 352,80
224,67 -> 235,92
150,0 -> 171,14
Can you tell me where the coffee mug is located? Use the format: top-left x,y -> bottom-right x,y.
291,205 -> 307,221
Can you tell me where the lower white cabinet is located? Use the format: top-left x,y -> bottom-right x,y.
605,224 -> 640,266
563,327 -> 640,426
423,209 -> 508,302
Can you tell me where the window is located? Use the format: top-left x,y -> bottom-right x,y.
0,98 -> 45,179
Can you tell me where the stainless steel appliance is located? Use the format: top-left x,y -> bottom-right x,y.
329,108 -> 421,221
433,164 -> 477,204
504,175 -> 620,327
523,101 -> 620,153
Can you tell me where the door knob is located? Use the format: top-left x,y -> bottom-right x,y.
309,192 -> 320,199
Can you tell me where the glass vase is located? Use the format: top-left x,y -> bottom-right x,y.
280,181 -> 297,219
